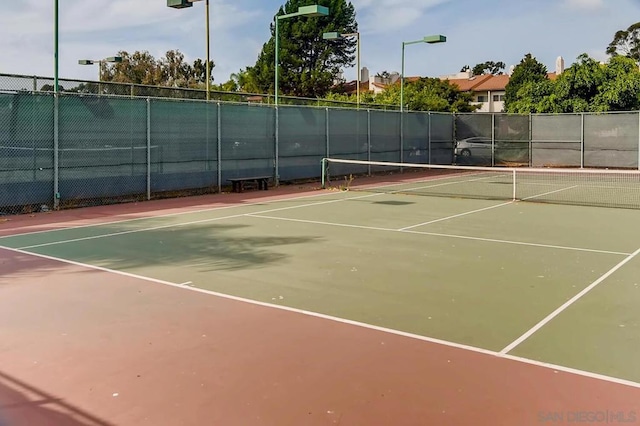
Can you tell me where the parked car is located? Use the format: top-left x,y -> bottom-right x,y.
454,137 -> 493,160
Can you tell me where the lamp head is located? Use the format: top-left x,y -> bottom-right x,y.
323,32 -> 341,40
424,35 -> 446,44
297,5 -> 329,17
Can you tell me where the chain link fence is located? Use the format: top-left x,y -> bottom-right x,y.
454,112 -> 640,169
0,90 -> 452,213
1,74 -> 639,214
0,73 -> 399,111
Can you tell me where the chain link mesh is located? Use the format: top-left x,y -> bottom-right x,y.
1,75 -> 639,213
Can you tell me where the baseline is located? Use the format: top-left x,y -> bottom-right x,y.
1,245 -> 639,391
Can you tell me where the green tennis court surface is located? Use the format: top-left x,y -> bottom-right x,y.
2,186 -> 640,385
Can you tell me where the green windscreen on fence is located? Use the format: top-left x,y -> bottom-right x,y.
1,89 -> 640,213
532,114 -> 582,168
150,99 -> 218,192
220,103 -> 274,181
278,106 -> 326,181
58,95 -> 148,202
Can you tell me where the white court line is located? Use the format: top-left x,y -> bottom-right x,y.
385,173 -> 498,193
181,281 -> 193,286
1,244 -> 639,390
500,247 -> 640,355
16,192 -> 384,250
522,185 -> 579,201
399,201 -> 513,231
246,214 -> 631,256
0,188 -> 345,239
330,170 -> 491,191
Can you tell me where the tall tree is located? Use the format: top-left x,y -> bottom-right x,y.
375,78 -> 478,112
606,22 -> 640,62
471,61 -> 505,76
504,53 -> 548,111
506,54 -> 640,113
102,50 -> 214,88
247,0 -> 357,98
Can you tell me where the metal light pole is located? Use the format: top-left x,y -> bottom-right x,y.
400,35 -> 446,112
274,5 -> 329,106
54,0 -> 59,94
167,0 -> 211,100
323,31 -> 360,107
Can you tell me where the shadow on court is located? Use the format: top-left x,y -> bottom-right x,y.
0,371 -> 112,426
26,223 -> 323,273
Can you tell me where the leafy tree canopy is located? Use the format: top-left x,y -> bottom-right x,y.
504,53 -> 548,109
471,61 -> 505,76
375,78 -> 478,112
247,0 -> 357,98
606,22 -> 640,62
101,50 -> 214,88
506,54 -> 640,113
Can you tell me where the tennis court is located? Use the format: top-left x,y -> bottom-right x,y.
1,161 -> 640,425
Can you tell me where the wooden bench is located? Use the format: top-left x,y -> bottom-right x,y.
227,176 -> 271,193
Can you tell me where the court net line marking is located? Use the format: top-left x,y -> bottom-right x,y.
15,200 -> 630,256
1,244 -> 639,390
0,170 -> 475,239
521,185 -> 579,201
399,202 -> 513,231
500,247 -> 640,355
246,214 -> 631,256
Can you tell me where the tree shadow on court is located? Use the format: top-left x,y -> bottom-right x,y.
0,370 -> 113,426
60,222 -> 323,272
0,249 -> 69,283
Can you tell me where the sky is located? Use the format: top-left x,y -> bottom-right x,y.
1,0 -> 639,85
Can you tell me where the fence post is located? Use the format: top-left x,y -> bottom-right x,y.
146,98 -> 151,200
53,94 -> 60,210
529,113 -> 533,167
428,112 -> 432,165
400,110 -> 404,164
491,113 -> 495,167
217,102 -> 222,193
33,76 -> 37,92
367,109 -> 371,176
274,106 -> 279,186
638,111 -> 640,171
325,107 -> 330,160
580,113 -> 585,168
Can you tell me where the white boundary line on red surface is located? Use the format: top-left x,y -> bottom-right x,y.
500,247 -> 640,355
14,192 -> 383,250
14,197 -> 631,256
1,244 -> 639,390
0,171 -> 475,239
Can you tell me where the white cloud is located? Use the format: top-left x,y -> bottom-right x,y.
564,0 -> 605,10
350,0 -> 452,34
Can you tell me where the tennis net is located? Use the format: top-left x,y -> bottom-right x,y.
321,158 -> 640,210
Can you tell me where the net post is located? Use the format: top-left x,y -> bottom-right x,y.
512,169 -> 517,201
321,158 -> 327,189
